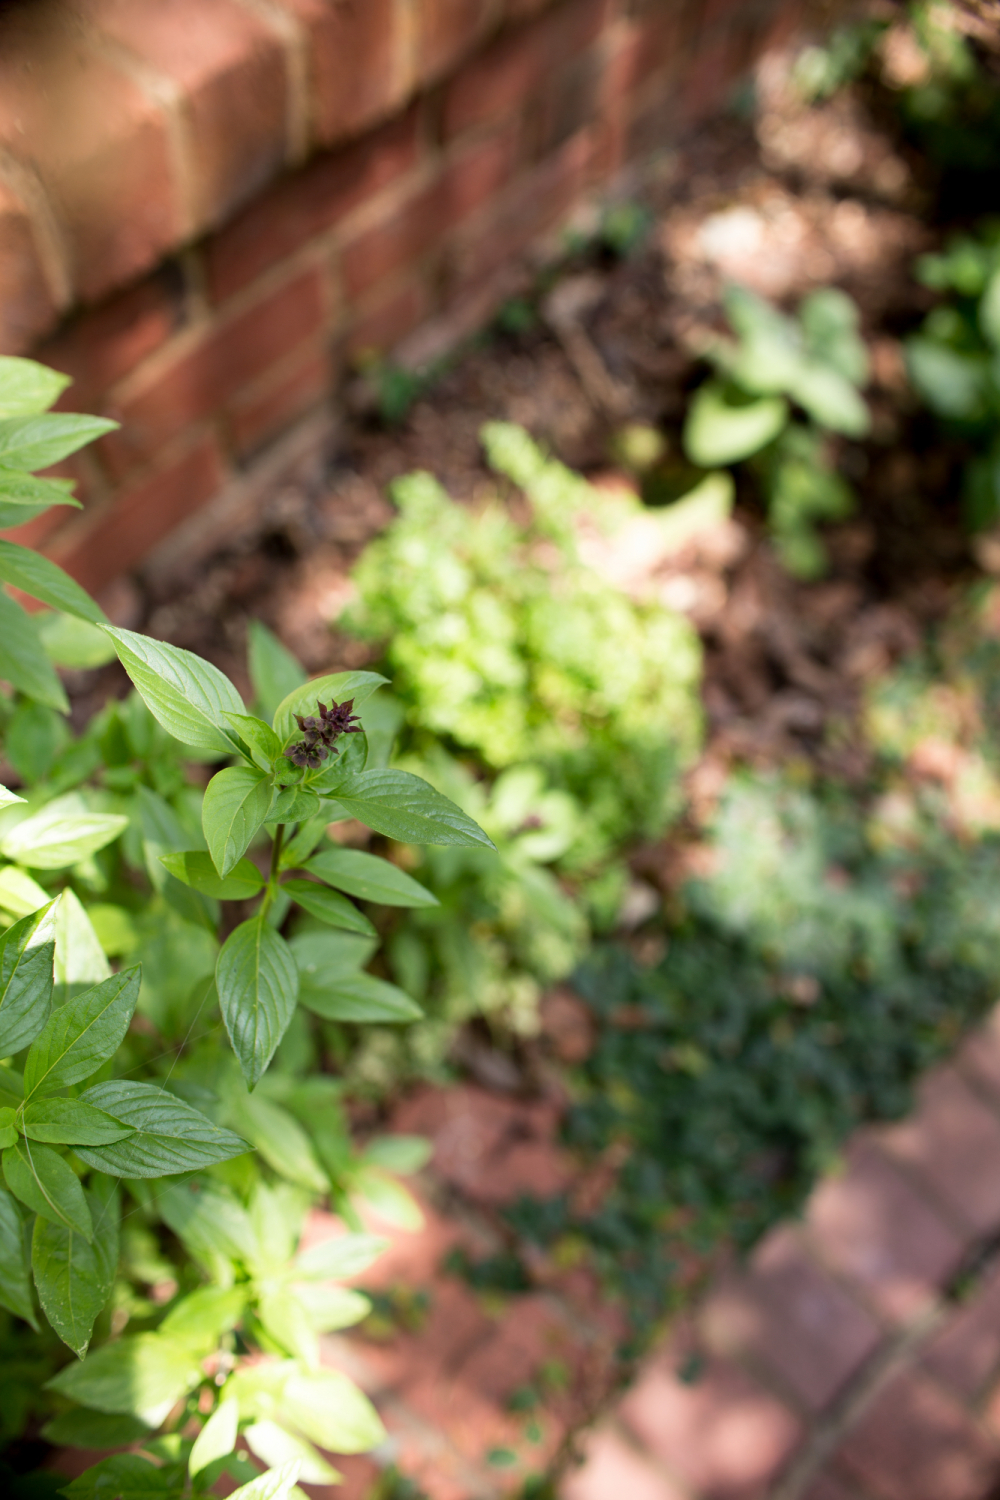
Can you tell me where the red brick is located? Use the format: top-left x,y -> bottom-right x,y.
0,8 -> 178,302
417,0 -> 497,85
0,176 -> 57,353
921,1263 -> 1000,1399
956,1007 -> 1000,1103
805,1140 -> 964,1324
205,111 -> 421,304
875,1066 -> 1000,1237
442,0 -> 608,139
101,263 -> 327,477
84,0 -> 288,230
341,125 -> 520,299
282,0 -> 412,147
701,1227 -> 882,1413
449,128 -> 593,290
0,454 -> 96,551
537,50 -> 604,156
344,276 -> 432,360
50,433 -> 225,593
454,1293 -> 568,1405
562,1425 -> 688,1500
35,266 -> 187,412
619,1352 -> 802,1500
836,1366 -> 999,1500
226,339 -> 332,459
799,1473 -> 862,1500
680,31 -> 740,126
325,1452 -> 381,1500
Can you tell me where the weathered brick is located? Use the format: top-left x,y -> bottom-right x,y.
344,276 -> 432,359
341,124 -> 520,299
619,1352 -> 802,1500
51,433 -> 225,593
922,1262 -> 1000,1400
700,1226 -> 883,1413
417,0 -> 497,85
35,265 -> 187,412
226,339 -> 331,459
956,1006 -> 1000,1103
0,176 -> 58,354
805,1140 -> 964,1324
205,111 -> 421,304
85,0 -> 288,230
836,1365 -> 999,1500
281,0 -> 412,148
562,1424 -> 688,1500
450,129 -> 594,290
442,0 -> 608,139
101,262 -> 327,477
875,1067 -> 1000,1238
536,49 -> 605,156
0,7 -> 178,302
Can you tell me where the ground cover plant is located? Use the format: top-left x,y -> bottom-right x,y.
0,357 -> 495,1497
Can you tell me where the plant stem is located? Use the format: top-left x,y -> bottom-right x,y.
261,823 -> 285,918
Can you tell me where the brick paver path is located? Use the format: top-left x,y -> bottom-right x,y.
302,1007 -> 1000,1499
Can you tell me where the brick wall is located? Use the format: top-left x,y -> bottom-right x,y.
0,0 -> 807,596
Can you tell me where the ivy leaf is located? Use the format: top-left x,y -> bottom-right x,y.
2,1138 -> 93,1239
0,412 -> 117,471
159,850 -> 264,900
32,1182 -> 119,1357
298,972 -> 422,1025
221,711 -> 283,772
271,670 -> 387,744
21,1097 -> 135,1146
46,1330 -> 202,1425
305,847 -> 438,908
189,1397 -> 239,1477
0,901 -> 56,1058
216,917 -> 299,1089
322,769 -> 495,848
0,1186 -> 36,1327
74,1081 -> 250,1177
281,879 -> 376,936
0,589 -> 69,712
0,540 -> 106,625
23,966 -> 140,1098
99,626 -> 245,755
202,766 -> 273,878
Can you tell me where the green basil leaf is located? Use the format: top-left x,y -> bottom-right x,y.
2,1139 -> 92,1239
203,766 -> 273,878
22,1097 -> 135,1146
0,1068 -> 24,1106
322,769 -> 495,848
0,590 -> 69,712
281,879 -> 376,936
0,901 -> 56,1058
271,670 -> 388,744
221,711 -> 283,772
264,785 -> 320,825
228,1459 -> 304,1500
23,967 -> 140,1098
290,929 -> 375,980
159,850 -> 264,900
156,1177 -> 257,1269
57,1453 -> 180,1500
254,1295 -> 321,1372
52,888 -> 111,1006
0,1186 -> 36,1327
45,1330 -> 202,1425
223,1089 -> 326,1193
74,1081 -> 250,1177
248,620 -> 307,721
297,971 -> 422,1025
293,1232 -> 387,1281
0,470 -> 81,510
216,917 -> 298,1089
292,1282 -> 370,1331
353,1165 -> 423,1231
0,796 -> 127,869
0,357 -> 71,418
304,847 -> 438,908
0,540 -> 106,625
99,626 -> 245,754
276,1365 -> 385,1454
683,382 -> 788,466
32,1183 -> 118,1356
363,1134 -> 432,1174
0,1106 -> 14,1149
158,1284 -> 246,1352
0,413 -> 117,471
41,1409 -> 151,1450
189,1396 -> 239,1477
37,610 -> 116,669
